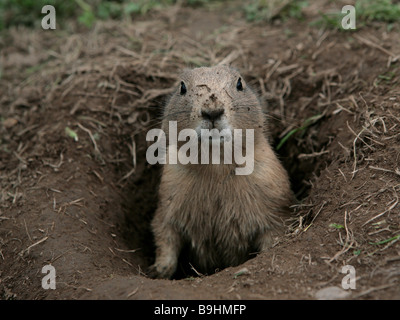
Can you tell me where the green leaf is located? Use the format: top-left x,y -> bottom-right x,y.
124,2 -> 141,14
369,234 -> 400,245
78,10 -> 95,28
329,223 -> 344,229
65,126 -> 79,142
277,114 -> 323,150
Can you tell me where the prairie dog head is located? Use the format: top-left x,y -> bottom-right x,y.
162,65 -> 265,142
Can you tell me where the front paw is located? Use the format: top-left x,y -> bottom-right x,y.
146,263 -> 176,279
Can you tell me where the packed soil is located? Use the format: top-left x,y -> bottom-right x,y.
1,1 -> 400,300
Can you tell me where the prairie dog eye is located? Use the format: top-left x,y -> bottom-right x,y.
180,81 -> 187,95
236,77 -> 243,91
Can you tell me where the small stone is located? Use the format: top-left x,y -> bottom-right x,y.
233,267 -> 250,278
315,286 -> 351,300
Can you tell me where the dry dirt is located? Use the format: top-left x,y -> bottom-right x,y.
1,1 -> 400,300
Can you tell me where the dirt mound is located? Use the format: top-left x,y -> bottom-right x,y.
1,2 -> 399,299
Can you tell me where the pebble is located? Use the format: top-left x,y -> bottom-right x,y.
315,286 -> 351,300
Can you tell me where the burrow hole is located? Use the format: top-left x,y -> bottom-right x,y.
118,79 -> 331,280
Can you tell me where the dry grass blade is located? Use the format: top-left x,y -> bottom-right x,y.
189,263 -> 205,277
353,34 -> 395,58
19,236 -> 49,257
328,210 -> 355,263
127,286 -> 140,298
302,201 -> 327,232
362,189 -> 399,226
77,123 -> 100,154
298,150 -> 329,159
352,283 -> 397,299
217,50 -> 240,66
369,166 -> 400,176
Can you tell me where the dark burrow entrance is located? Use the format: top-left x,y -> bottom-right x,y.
118,79 -> 333,280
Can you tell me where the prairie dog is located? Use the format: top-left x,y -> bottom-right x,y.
148,65 -> 294,279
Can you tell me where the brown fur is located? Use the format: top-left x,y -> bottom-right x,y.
148,65 -> 294,279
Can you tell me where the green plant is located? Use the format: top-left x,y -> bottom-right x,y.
0,0 -> 181,30
276,114 -> 324,151
357,0 -> 400,23
369,234 -> 400,245
309,11 -> 343,30
329,223 -> 345,229
310,0 -> 400,30
245,0 -> 308,22
0,0 -> 76,30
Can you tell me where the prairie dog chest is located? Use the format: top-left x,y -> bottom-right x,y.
166,164 -> 264,240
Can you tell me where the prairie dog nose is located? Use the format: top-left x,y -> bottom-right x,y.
201,109 -> 224,122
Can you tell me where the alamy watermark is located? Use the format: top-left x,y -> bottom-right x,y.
146,121 -> 254,175
341,5 -> 356,30
39,4 -> 357,30
41,265 -> 56,290
341,265 -> 356,290
41,5 -> 56,30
